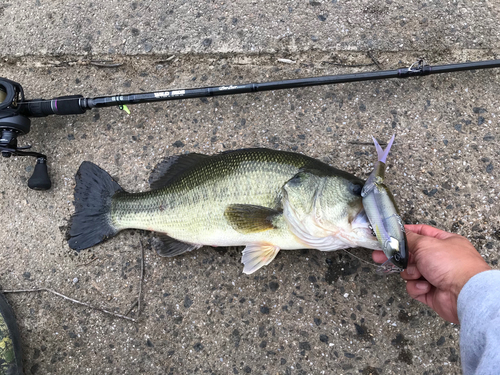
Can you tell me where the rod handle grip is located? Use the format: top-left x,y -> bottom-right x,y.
21,96 -> 85,117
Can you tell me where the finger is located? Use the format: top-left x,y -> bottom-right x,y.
401,264 -> 422,280
372,250 -> 387,264
406,279 -> 431,300
405,224 -> 454,240
413,293 -> 432,308
405,230 -> 424,255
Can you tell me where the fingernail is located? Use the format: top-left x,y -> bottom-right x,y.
416,281 -> 428,290
406,265 -> 416,276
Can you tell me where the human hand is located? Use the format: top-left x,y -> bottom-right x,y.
372,224 -> 491,324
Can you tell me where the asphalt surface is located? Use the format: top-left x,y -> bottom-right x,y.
1,1 -> 499,374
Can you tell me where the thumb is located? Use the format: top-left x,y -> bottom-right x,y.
405,224 -> 455,240
405,230 -> 425,256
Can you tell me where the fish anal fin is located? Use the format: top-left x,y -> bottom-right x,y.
224,204 -> 281,234
242,244 -> 280,274
151,234 -> 201,257
149,153 -> 209,190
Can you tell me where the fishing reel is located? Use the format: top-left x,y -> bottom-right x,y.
1,78 -> 87,190
0,78 -> 51,190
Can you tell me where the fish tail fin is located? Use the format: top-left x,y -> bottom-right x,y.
68,162 -> 124,251
372,134 -> 395,164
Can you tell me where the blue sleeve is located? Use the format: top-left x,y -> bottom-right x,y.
458,270 -> 500,375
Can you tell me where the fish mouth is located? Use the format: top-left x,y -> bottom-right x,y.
349,210 -> 382,250
282,199 -> 381,251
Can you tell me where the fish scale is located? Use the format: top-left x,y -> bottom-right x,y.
110,151 -> 305,246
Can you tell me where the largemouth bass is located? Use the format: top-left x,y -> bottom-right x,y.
0,293 -> 23,375
68,148 -> 382,274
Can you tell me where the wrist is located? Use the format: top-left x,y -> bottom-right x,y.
453,265 -> 492,299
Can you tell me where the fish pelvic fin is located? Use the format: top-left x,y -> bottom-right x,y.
151,234 -> 202,257
224,204 -> 280,234
68,162 -> 123,251
242,244 -> 280,274
372,134 -> 395,164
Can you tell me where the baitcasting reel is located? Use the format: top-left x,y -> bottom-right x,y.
0,78 -> 51,190
0,78 -> 85,190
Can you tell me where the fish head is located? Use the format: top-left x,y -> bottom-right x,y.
283,171 -> 380,250
315,176 -> 382,248
283,171 -> 363,223
315,176 -> 365,226
282,171 -> 321,220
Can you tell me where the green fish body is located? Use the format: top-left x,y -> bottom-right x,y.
0,293 -> 23,375
69,149 -> 381,273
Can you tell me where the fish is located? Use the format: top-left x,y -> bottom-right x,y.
0,293 -> 23,375
67,148 -> 383,274
361,135 -> 408,272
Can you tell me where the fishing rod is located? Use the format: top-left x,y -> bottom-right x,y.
1,58 -> 500,190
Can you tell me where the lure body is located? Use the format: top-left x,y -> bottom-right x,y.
361,135 -> 408,272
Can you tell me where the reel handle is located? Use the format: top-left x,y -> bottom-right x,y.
28,157 -> 51,190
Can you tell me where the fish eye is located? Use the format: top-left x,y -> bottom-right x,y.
349,182 -> 363,196
288,173 -> 303,186
393,252 -> 401,262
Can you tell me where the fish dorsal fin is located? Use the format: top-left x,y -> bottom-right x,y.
149,153 -> 209,190
242,243 -> 280,274
224,204 -> 281,234
151,234 -> 201,257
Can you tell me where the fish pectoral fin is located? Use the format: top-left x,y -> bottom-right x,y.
224,204 -> 281,234
149,153 -> 209,190
242,244 -> 280,274
152,234 -> 201,257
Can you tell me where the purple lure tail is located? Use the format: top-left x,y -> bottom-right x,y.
372,134 -> 395,163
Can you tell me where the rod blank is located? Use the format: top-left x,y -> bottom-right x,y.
19,59 -> 500,116
84,59 -> 500,110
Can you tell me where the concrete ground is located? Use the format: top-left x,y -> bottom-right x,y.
1,0 -> 499,374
